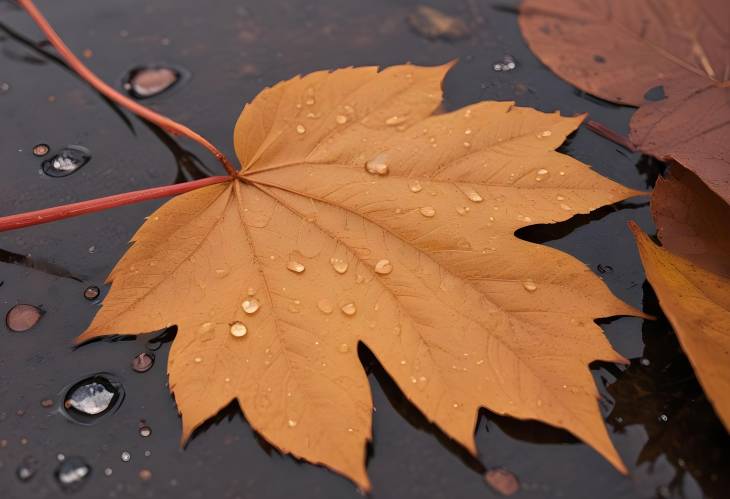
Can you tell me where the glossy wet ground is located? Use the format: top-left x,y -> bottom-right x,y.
1,0 -> 728,497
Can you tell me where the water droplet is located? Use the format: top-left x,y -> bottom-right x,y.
456,206 -> 468,215
139,424 -> 152,437
287,419 -> 298,428
287,260 -> 305,273
16,456 -> 39,482
131,352 -> 154,373
83,286 -> 100,300
0,81 -> 10,94
317,298 -> 333,314
537,168 -> 548,175
139,469 -> 152,481
42,145 -> 91,177
556,195 -> 565,201
492,55 -> 518,72
464,129 -> 472,135
230,322 -> 248,338
120,451 -> 131,462
522,280 -> 537,292
335,114 -> 348,124
374,259 -> 393,275
194,356 -> 203,363
365,154 -> 389,175
338,343 -> 350,353
55,456 -> 91,492
64,376 -> 120,418
409,180 -> 423,193
560,203 -> 572,211
385,115 -> 405,126
463,141 -> 471,148
296,124 -> 306,134
124,66 -> 179,98
640,358 -> 650,366
5,304 -> 43,332
198,322 -> 214,334
484,467 -> 520,495
539,130 -> 552,137
330,258 -> 348,274
242,298 -> 260,314
104,467 -> 113,477
393,325 -> 401,336
32,143 -> 49,156
464,188 -> 483,203
659,414 -> 668,422
419,206 -> 436,217
341,302 -> 357,316
214,268 -> 229,278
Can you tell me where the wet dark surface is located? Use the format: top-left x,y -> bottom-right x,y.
0,0 -> 728,498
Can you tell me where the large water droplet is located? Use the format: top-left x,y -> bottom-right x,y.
131,352 -> 154,373
42,145 -> 91,177
341,302 -> 357,316
63,376 -> 122,423
287,260 -> 305,273
55,456 -> 91,492
32,143 -> 49,157
123,66 -> 180,98
374,259 -> 393,275
83,286 -> 100,301
522,280 -> 537,292
242,298 -> 260,314
419,206 -> 436,217
330,258 -> 348,274
365,154 -> 389,176
230,322 -> 248,338
409,180 -> 423,193
5,304 -> 43,332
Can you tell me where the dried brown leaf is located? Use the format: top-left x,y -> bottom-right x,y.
519,0 -> 730,202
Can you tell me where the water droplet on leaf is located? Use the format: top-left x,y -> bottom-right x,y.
230,322 -> 248,338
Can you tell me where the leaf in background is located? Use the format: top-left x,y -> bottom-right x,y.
652,163 -> 730,277
519,0 -> 730,203
78,63 -> 642,489
629,221 -> 730,432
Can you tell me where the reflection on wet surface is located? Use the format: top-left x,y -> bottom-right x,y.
0,0 -> 727,497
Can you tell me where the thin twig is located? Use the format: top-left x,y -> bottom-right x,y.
18,0 -> 238,177
0,177 -> 231,232
586,120 -> 637,152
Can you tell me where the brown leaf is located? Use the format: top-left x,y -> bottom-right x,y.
79,63 -> 642,489
629,221 -> 730,432
519,0 -> 730,203
652,163 -> 730,278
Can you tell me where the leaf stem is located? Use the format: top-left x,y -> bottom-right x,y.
0,177 -> 231,233
585,120 -> 637,152
17,0 -> 238,177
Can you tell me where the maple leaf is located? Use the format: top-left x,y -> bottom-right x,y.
78,63 -> 642,489
519,0 -> 730,203
630,222 -> 730,432
629,163 -> 730,432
